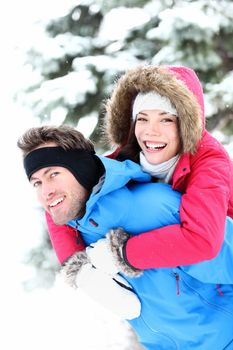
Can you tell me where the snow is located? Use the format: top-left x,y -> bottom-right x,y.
0,107 -> 135,349
0,2 -> 136,349
1,280 -> 134,350
147,1 -> 232,70
206,72 -> 233,112
98,7 -> 151,41
0,82 -> 133,350
78,113 -> 99,138
72,53 -> 140,82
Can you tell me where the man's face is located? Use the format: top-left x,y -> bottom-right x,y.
30,165 -> 90,226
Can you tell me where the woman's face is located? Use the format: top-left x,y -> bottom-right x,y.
135,109 -> 181,164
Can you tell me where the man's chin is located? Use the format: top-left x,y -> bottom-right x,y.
50,208 -> 82,225
51,215 -> 67,226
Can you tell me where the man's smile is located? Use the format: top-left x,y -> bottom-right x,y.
49,196 -> 65,208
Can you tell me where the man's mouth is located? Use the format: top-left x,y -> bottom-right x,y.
49,197 -> 65,208
145,141 -> 166,150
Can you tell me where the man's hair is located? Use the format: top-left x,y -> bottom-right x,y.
17,125 -> 95,157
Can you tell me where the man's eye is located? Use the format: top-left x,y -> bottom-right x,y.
32,181 -> 40,188
50,172 -> 59,178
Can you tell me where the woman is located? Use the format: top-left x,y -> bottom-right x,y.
90,64 -> 233,271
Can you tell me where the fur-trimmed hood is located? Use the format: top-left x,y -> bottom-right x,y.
104,65 -> 204,154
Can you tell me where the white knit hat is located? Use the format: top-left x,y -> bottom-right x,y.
132,91 -> 177,120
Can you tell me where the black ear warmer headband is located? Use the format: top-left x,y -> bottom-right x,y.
24,146 -> 105,191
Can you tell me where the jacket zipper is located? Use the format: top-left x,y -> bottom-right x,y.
174,273 -> 180,296
178,273 -> 232,316
216,284 -> 224,296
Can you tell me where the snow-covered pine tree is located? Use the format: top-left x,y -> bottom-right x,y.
16,0 -> 233,150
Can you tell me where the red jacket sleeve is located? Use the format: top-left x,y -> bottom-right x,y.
45,211 -> 85,265
124,140 -> 232,269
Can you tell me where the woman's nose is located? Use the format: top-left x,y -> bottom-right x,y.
145,121 -> 161,136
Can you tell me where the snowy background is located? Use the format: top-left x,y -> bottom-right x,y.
0,2 -> 138,350
1,1 -> 233,349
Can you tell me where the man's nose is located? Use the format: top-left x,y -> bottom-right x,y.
41,183 -> 55,199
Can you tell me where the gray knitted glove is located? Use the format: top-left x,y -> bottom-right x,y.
107,228 -> 142,277
61,251 -> 90,288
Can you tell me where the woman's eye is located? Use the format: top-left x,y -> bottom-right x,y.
136,116 -> 147,122
161,118 -> 174,123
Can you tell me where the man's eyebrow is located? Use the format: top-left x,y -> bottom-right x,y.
29,167 -> 53,182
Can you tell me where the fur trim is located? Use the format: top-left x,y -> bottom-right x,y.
107,228 -> 143,277
61,251 -> 89,288
104,65 -> 203,154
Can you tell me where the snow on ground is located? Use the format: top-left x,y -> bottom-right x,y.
1,279 -> 134,350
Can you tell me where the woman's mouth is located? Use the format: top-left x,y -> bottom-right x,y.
144,141 -> 166,151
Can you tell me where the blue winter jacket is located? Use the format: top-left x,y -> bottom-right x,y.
69,156 -> 233,350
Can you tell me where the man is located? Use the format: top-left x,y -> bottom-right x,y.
18,125 -> 233,350
17,125 -> 142,320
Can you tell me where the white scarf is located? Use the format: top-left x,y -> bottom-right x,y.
139,152 -> 180,183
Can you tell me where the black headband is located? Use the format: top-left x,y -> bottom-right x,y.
24,146 -> 105,191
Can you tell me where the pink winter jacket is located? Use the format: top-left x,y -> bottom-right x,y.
46,65 -> 233,268
102,65 -> 233,269
125,131 -> 233,269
